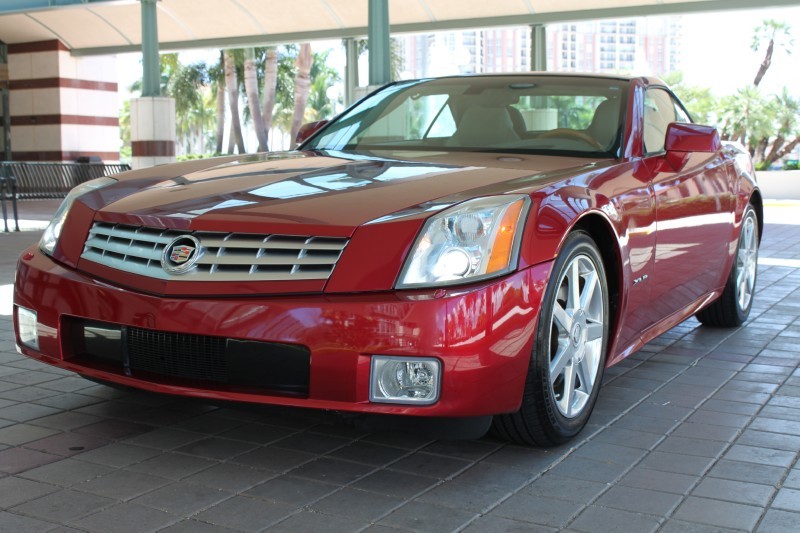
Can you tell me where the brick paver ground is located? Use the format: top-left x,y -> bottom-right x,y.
1,202 -> 799,532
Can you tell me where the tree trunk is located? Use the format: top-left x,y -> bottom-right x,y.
753,137 -> 769,165
765,136 -> 786,166
773,137 -> 800,163
753,38 -> 774,87
228,120 -> 235,154
244,48 -> 268,152
224,50 -> 246,154
290,43 -> 313,149
215,75 -> 226,154
262,47 -> 278,148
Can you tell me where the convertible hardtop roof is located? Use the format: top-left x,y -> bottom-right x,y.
412,72 -> 664,86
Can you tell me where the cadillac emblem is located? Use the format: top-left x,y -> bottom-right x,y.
161,235 -> 202,274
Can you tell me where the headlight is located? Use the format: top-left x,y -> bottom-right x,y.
396,195 -> 530,289
40,177 -> 117,256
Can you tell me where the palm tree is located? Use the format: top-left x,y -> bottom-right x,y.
751,20 -> 794,87
763,88 -> 800,165
261,46 -> 279,148
290,43 -> 312,148
224,49 -> 246,153
244,47 -> 268,151
719,86 -> 775,155
212,53 -> 225,154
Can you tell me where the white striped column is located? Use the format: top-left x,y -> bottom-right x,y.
130,96 -> 176,169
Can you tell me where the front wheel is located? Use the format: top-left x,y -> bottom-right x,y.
492,231 -> 609,446
696,204 -> 759,327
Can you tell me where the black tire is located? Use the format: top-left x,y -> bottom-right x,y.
696,205 -> 759,327
492,231 -> 609,446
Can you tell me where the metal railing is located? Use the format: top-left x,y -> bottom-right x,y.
1,162 -> 131,232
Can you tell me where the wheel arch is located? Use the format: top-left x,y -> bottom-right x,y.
749,189 -> 764,242
571,212 -> 623,364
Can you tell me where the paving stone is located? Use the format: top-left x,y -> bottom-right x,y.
312,487 -> 403,521
637,451 -> 715,476
523,474 -> 608,503
492,492 -> 583,527
658,519 -> 743,533
328,441 -> 410,466
416,480 -> 510,512
482,444 -> 562,472
548,456 -> 630,484
756,509 -> 800,532
708,459 -> 787,486
184,462 -> 274,492
0,447 -> 60,474
462,514 -> 557,532
133,481 -> 230,515
672,496 -> 762,530
655,435 -> 729,458
595,484 -> 682,515
783,469 -> 800,489
354,469 -> 440,498
671,422 -> 740,442
72,419 -> 154,440
10,488 -> 114,523
18,458 -> 114,487
27,411 -> 101,431
232,446 -> 314,471
271,431 -> 350,454
389,451 -> 472,479
72,442 -> 162,468
159,519 -> 239,533
217,423 -> 294,445
421,438 -> 502,461
175,436 -> 257,460
453,463 -> 532,491
618,466 -> 698,495
572,441 -> 647,466
772,487 -> 800,513
75,469 -> 171,500
23,432 -> 109,457
193,495 -> 295,532
245,475 -> 337,506
269,510 -> 368,533
749,417 -> 800,436
70,503 -> 176,532
568,505 -> 660,532
379,501 -> 477,531
288,457 -> 372,485
693,477 -> 775,506
723,444 -> 796,467
0,510 -> 57,532
0,476 -> 59,508
123,428 -> 205,450
0,423 -> 60,446
126,452 -> 217,480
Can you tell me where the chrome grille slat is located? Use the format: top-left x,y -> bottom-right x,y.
80,222 -> 348,282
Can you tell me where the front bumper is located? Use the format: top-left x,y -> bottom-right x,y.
14,246 -> 550,417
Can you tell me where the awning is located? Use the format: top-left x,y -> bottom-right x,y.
0,0 -> 796,55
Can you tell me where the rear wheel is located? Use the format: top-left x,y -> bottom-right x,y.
696,205 -> 759,327
492,231 -> 609,446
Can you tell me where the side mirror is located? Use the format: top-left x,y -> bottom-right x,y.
295,120 -> 329,146
664,122 -> 720,153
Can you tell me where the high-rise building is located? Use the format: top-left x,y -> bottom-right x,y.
398,16 -> 682,79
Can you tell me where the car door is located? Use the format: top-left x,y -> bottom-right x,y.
644,88 -> 734,321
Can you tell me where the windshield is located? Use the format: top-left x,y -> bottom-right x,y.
305,76 -> 627,157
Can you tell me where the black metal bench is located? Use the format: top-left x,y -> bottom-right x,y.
1,162 -> 131,232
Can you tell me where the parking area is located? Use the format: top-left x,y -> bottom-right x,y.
1,202 -> 800,532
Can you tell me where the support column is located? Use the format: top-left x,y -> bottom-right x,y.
530,23 -> 547,71
344,37 -> 358,106
368,0 -> 391,87
131,0 -> 175,169
0,42 -> 10,161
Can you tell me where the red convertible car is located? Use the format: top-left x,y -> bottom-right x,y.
14,74 -> 760,445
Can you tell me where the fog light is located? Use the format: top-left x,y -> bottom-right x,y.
370,356 -> 441,405
16,306 -> 38,350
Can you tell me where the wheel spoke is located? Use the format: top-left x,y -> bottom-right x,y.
586,321 -> 603,342
576,353 -> 595,392
579,271 -> 598,312
552,303 -> 572,334
568,261 -> 581,310
550,343 -> 571,383
560,361 -> 576,416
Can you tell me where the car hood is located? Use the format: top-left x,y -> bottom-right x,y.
96,150 -> 612,236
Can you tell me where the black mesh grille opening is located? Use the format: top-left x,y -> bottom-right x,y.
127,327 -> 228,382
64,318 -> 310,396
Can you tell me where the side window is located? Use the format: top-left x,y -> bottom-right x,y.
643,88 -> 677,154
673,100 -> 691,124
357,94 -> 455,143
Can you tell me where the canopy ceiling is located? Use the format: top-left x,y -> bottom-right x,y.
0,0 -> 797,55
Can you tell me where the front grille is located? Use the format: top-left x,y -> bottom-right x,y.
67,319 -> 311,396
128,327 -> 228,382
80,222 -> 349,282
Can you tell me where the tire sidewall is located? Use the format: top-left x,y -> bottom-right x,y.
530,231 -> 609,441
733,206 -> 758,323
